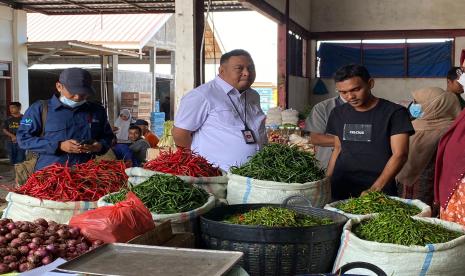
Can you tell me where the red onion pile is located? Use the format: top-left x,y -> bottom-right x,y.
0,218 -> 103,273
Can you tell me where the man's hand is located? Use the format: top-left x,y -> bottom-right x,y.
11,135 -> 17,143
79,142 -> 103,154
59,139 -> 82,153
361,185 -> 383,196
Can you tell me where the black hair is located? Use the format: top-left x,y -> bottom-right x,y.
334,64 -> 372,83
220,49 -> 252,65
447,67 -> 462,81
9,102 -> 21,108
129,125 -> 141,134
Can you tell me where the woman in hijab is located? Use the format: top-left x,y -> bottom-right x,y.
435,100 -> 465,225
396,87 -> 461,207
114,109 -> 132,142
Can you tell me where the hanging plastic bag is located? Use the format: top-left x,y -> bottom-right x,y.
69,192 -> 155,243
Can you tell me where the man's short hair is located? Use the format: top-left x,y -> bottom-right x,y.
129,125 -> 141,134
447,67 -> 462,81
9,102 -> 21,108
334,64 -> 372,83
220,49 -> 252,65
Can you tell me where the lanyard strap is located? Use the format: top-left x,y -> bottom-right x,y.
227,91 -> 249,130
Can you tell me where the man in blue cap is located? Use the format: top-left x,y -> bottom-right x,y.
17,68 -> 114,171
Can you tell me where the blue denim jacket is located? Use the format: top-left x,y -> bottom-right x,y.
17,95 -> 115,171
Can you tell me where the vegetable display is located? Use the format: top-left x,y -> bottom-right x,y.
334,192 -> 421,215
12,160 -> 127,202
105,174 -> 209,214
144,148 -> 222,177
224,207 -> 333,227
157,120 -> 175,148
0,218 -> 102,273
230,144 -> 324,183
353,210 -> 462,246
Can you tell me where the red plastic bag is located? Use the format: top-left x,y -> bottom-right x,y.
69,192 -> 155,243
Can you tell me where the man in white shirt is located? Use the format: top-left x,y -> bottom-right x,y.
173,49 -> 266,171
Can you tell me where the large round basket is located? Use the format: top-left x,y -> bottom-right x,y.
200,203 -> 348,276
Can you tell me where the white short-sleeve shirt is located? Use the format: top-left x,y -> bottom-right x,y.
174,76 -> 266,171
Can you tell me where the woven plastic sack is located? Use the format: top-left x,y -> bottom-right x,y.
69,192 -> 155,243
333,217 -> 465,276
98,192 -> 215,233
324,197 -> 432,219
125,167 -> 228,199
226,173 -> 331,207
2,192 -> 97,224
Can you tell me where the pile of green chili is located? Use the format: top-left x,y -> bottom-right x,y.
353,210 -> 462,246
230,144 -> 324,183
224,207 -> 333,227
105,174 -> 209,214
334,192 -> 421,215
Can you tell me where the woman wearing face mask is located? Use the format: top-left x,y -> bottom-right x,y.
113,109 -> 133,142
396,87 -> 461,207
16,68 -> 115,171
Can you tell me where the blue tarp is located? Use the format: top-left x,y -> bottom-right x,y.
318,41 -> 451,78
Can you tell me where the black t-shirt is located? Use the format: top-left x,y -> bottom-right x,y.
3,116 -> 22,135
326,98 -> 414,200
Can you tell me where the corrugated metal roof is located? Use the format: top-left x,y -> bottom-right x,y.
27,13 -> 172,49
4,0 -> 247,15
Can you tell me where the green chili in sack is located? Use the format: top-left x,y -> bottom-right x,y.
106,174 -> 209,214
335,191 -> 421,215
230,144 -> 324,183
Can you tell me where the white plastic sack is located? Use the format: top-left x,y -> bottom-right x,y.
98,193 -> 215,233
333,217 -> 465,276
324,197 -> 432,219
2,192 -> 98,224
226,173 -> 331,207
266,107 -> 283,126
125,167 -> 228,199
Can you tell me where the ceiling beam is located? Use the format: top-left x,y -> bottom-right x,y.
61,0 -> 99,13
240,0 -> 310,39
118,0 -> 148,12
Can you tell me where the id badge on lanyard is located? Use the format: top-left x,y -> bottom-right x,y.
241,129 -> 256,144
228,92 -> 257,144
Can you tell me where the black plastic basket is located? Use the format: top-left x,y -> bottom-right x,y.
200,197 -> 348,276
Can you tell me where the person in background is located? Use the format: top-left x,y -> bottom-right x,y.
396,87 -> 460,207
128,125 -> 150,167
2,102 -> 26,164
134,119 -> 159,148
112,143 -> 134,168
173,49 -> 266,171
305,95 -> 348,169
114,109 -> 132,142
434,100 -> 465,224
326,64 -> 414,200
446,67 -> 465,109
161,96 -> 171,120
16,68 -> 114,171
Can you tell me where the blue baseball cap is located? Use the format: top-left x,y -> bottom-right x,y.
59,68 -> 95,95
134,119 -> 149,126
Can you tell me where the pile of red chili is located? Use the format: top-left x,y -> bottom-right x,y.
144,149 -> 222,177
14,160 -> 128,202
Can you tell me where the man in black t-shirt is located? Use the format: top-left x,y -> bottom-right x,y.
325,65 -> 414,200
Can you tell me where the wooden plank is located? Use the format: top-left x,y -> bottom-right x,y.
127,221 -> 173,246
